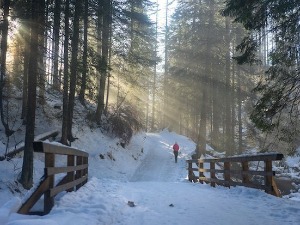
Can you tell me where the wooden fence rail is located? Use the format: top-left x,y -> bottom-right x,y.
0,129 -> 59,160
18,141 -> 89,215
186,153 -> 284,197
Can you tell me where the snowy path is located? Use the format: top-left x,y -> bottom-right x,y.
130,134 -> 187,182
3,131 -> 300,225
38,176 -> 300,225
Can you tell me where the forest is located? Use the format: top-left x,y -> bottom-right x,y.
0,0 -> 299,189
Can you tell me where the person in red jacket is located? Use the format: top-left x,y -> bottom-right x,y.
172,142 -> 179,163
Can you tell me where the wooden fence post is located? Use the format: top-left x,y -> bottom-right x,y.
84,156 -> 88,185
76,156 -> 83,190
199,160 -> 204,184
67,155 -> 75,192
224,162 -> 230,188
265,160 -> 272,194
242,161 -> 250,184
188,161 -> 193,182
210,162 -> 216,187
44,153 -> 54,214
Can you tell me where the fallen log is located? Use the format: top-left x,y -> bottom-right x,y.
0,130 -> 59,160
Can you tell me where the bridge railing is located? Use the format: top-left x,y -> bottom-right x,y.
18,141 -> 89,215
186,153 -> 283,197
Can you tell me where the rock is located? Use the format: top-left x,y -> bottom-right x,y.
128,201 -> 135,207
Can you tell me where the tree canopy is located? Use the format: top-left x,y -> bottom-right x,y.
223,0 -> 300,134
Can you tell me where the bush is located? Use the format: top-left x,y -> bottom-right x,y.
107,105 -> 143,146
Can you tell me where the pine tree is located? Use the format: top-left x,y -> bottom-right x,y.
223,0 -> 300,134
0,0 -> 13,137
167,0 -> 253,155
67,0 -> 83,140
19,0 -> 43,189
52,0 -> 62,90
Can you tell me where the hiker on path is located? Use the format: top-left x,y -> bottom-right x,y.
172,142 -> 179,163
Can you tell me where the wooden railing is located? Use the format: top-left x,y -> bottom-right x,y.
187,153 -> 284,197
0,129 -> 59,160
18,141 -> 89,215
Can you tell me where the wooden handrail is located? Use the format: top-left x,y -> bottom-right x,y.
198,153 -> 283,163
186,153 -> 283,197
33,141 -> 89,157
1,130 -> 59,160
18,141 -> 89,215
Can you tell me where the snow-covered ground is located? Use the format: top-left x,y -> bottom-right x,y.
1,129 -> 300,225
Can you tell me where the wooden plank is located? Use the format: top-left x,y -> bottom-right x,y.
265,160 -> 273,194
272,177 -> 281,197
210,162 -> 216,187
3,130 -> 59,159
44,153 -> 55,214
18,177 -> 50,214
237,170 -> 274,176
83,157 -> 88,185
46,164 -> 88,176
242,161 -> 249,183
56,174 -> 70,187
187,161 -> 192,181
199,168 -> 225,173
224,162 -> 230,187
186,159 -> 198,163
33,141 -> 89,157
198,168 -> 274,176
199,161 -> 204,184
67,155 -> 75,192
50,176 -> 88,197
199,158 -> 219,163
76,156 -> 83,190
199,153 -> 284,163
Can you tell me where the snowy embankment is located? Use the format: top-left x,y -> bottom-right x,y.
1,130 -> 300,225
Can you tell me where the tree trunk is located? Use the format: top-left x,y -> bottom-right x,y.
67,0 -> 82,141
237,65 -> 243,154
105,1 -> 113,115
19,0 -> 40,189
21,41 -> 29,121
38,0 -> 47,105
61,0 -> 70,145
162,0 -> 169,129
105,29 -> 112,115
224,17 -> 233,156
151,2 -> 158,131
21,1 -> 31,122
95,0 -> 111,123
52,0 -> 61,90
0,0 -> 12,136
197,0 -> 214,156
230,60 -> 236,154
79,0 -> 89,104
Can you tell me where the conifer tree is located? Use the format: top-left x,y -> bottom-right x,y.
19,0 -> 43,189
223,0 -> 300,134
